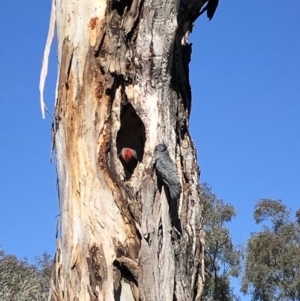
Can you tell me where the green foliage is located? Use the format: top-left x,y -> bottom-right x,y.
242,199 -> 300,301
253,199 -> 289,231
200,183 -> 242,301
0,248 -> 53,301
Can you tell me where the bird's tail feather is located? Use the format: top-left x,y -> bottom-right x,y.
169,184 -> 182,200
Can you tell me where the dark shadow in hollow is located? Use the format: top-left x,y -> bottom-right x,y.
116,103 -> 146,180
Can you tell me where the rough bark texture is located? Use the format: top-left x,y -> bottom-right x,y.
51,0 -> 208,300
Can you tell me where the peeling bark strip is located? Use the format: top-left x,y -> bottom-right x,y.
50,0 -> 213,300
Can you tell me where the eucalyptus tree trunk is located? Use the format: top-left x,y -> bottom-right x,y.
49,0 -> 210,300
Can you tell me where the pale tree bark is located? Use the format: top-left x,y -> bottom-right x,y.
46,0 -> 215,300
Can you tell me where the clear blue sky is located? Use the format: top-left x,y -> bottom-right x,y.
191,0 -> 300,244
0,0 -> 299,298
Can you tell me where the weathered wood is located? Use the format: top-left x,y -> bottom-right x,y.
50,0 -> 209,300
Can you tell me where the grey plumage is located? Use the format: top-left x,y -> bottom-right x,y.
154,144 -> 182,200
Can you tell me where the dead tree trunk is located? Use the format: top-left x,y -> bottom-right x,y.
47,0 -> 211,300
